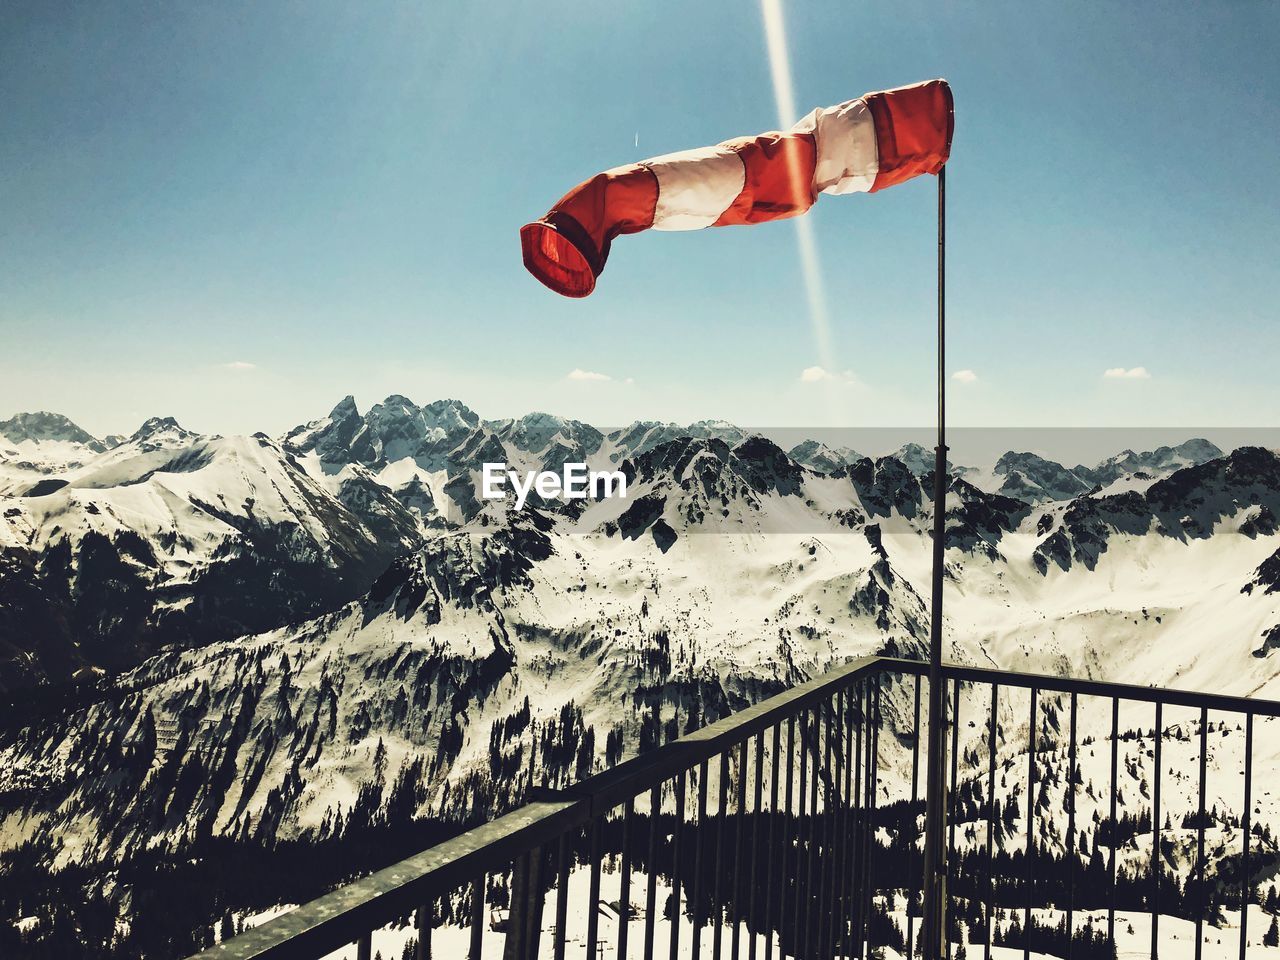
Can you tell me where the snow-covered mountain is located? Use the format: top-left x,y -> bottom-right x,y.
788,439 -> 863,474
0,411 -> 116,496
1081,437 -> 1224,488
0,411 -> 104,448
0,416 -> 419,690
889,442 -> 945,477
954,438 -> 1229,505
2,397 -> 1278,957
992,451 -> 1095,503
284,394 -> 481,469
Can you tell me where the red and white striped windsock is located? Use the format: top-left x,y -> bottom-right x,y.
520,79 -> 953,298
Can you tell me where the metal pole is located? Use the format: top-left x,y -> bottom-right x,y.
919,164 -> 949,960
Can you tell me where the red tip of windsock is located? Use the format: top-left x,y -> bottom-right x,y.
520,166 -> 657,298
519,218 -> 597,299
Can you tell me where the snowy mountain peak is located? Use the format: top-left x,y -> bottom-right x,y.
788,439 -> 863,474
993,451 -> 1092,503
421,397 -> 481,430
891,442 -> 951,477
329,394 -> 360,420
687,419 -> 745,444
0,411 -> 101,447
1177,437 -> 1225,460
128,416 -> 193,444
1085,437 -> 1225,485
285,395 -> 480,468
492,411 -> 604,460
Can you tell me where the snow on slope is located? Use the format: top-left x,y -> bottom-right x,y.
8,438 -> 1280,876
5,398 -> 1280,955
0,419 -> 421,687
0,411 -> 113,496
0,510 -> 934,867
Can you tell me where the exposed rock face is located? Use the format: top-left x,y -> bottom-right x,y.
1245,546 -> 1280,596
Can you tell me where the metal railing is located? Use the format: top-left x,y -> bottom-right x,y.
190,657 -> 1280,960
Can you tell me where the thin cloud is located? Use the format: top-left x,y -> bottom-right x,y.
1103,366 -> 1151,380
800,365 -> 856,384
952,369 -> 978,384
566,368 -> 612,382
223,361 -> 257,371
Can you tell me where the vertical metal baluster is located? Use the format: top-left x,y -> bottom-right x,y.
832,691 -> 850,960
714,750 -> 730,960
816,699 -> 834,959
803,710 -> 820,960
1109,697 -> 1119,949
908,674 -> 922,960
949,678 -> 961,860
781,717 -> 795,960
793,711 -> 809,957
944,677 -> 960,956
1067,691 -> 1077,958
586,820 -> 602,960
416,901 -> 432,960
1194,706 -> 1208,960
553,833 -> 570,960
645,785 -> 661,960
834,686 -> 855,960
829,695 -> 842,959
357,931 -> 372,960
619,799 -> 634,960
1240,713 -> 1253,960
672,772 -> 687,960
733,739 -> 748,960
852,682 -> 866,960
985,683 -> 999,960
855,682 -> 869,959
865,677 -> 880,960
765,723 -> 780,960
692,762 -> 708,960
1024,688 -> 1036,960
1152,701 -> 1162,960
470,875 -> 485,960
749,732 -> 765,960
509,851 -> 529,959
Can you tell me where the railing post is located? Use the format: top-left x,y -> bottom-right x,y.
503,849 -> 546,960
416,902 -> 432,960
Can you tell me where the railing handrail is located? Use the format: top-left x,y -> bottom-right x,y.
189,655 -> 1280,959
885,656 -> 1280,717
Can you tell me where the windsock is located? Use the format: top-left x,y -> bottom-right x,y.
521,79 -> 953,297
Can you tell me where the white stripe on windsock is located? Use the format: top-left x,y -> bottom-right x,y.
802,97 -> 880,196
520,80 -> 952,298
646,144 -> 747,231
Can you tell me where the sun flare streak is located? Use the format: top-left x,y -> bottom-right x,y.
760,0 -> 837,412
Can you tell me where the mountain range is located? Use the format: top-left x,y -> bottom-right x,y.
1,395 -> 1276,957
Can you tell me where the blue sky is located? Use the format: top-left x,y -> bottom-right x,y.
1,1 -> 1277,438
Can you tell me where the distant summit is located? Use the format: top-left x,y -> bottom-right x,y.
128,415 -> 192,444
1083,438 -> 1224,486
0,411 -> 102,449
788,439 -> 863,474
891,442 -> 953,477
